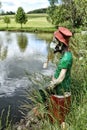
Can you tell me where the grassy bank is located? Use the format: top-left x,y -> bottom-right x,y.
0,13 -> 56,33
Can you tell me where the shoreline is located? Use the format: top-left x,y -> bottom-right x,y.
0,27 -> 56,33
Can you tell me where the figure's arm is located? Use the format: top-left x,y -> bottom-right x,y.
50,69 -> 67,89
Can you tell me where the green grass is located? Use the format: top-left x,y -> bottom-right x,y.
0,13 -> 56,32
27,13 -> 48,18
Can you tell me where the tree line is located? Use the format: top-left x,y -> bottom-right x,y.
27,8 -> 47,14
1,0 -> 87,30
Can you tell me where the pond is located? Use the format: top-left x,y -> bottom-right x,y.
0,31 -> 55,123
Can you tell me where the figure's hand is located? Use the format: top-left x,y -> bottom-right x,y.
46,78 -> 57,91
46,82 -> 54,91
49,80 -> 56,90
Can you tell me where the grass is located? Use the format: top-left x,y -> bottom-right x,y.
27,13 -> 48,18
0,106 -> 12,130
0,13 -> 56,32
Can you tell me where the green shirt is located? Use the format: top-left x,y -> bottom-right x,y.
54,51 -> 73,95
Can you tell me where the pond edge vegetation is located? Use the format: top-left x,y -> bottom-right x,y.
0,0 -> 87,129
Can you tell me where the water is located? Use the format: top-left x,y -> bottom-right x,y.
0,31 -> 55,123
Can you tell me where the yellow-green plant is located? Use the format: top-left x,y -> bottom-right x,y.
0,106 -> 12,130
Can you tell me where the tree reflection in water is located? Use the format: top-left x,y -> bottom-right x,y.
17,33 -> 28,52
0,44 -> 8,60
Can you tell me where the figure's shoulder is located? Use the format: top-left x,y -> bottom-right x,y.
63,51 -> 73,60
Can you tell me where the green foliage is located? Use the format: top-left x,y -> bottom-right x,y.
48,0 -> 58,6
67,0 -> 87,28
3,16 -> 10,28
47,2 -> 72,28
58,21 -> 73,29
28,8 -> 47,14
0,106 -> 12,130
65,90 -> 87,130
0,1 -> 1,8
47,5 -> 69,27
5,11 -> 15,15
70,33 -> 87,101
47,0 -> 87,29
15,7 -> 28,28
47,5 -> 58,25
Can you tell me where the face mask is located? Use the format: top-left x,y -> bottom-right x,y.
54,43 -> 63,53
50,37 -> 64,53
50,42 -> 56,50
50,37 -> 59,50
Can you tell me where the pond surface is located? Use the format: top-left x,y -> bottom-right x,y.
0,31 -> 55,123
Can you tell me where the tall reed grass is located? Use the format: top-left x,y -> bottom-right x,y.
0,106 -> 12,130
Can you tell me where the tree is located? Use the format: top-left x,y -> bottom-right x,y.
47,0 -> 59,26
48,0 -> 58,6
0,1 -> 1,8
47,5 -> 57,25
61,0 -> 87,27
15,7 -> 28,29
74,0 -> 87,27
6,11 -> 15,15
3,16 -> 10,28
47,0 -> 87,28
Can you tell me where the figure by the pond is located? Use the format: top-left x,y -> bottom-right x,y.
36,27 -> 73,128
50,27 -> 73,95
48,27 -> 73,126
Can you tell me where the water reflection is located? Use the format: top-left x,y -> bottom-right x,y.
0,31 -> 13,60
0,31 -> 55,123
47,44 -> 54,63
0,43 -> 8,60
5,31 -> 12,44
36,33 -> 53,43
17,33 -> 28,52
0,31 -> 54,97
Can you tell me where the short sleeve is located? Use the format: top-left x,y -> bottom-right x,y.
61,59 -> 70,69
54,52 -> 73,79
61,52 -> 72,69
